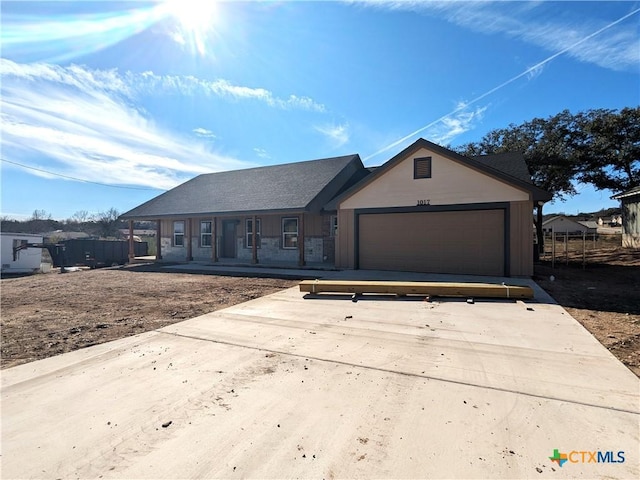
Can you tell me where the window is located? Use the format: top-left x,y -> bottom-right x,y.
173,221 -> 184,247
414,157 -> 432,179
246,218 -> 261,248
330,215 -> 338,237
200,221 -> 212,247
282,217 -> 298,249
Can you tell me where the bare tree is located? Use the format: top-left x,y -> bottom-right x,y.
31,209 -> 51,221
70,210 -> 90,223
92,208 -> 121,238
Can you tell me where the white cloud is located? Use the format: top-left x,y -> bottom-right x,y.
364,101 -> 488,161
169,30 -> 186,46
193,127 -> 216,138
526,62 -> 545,81
354,1 -> 640,72
423,103 -> 487,145
0,59 -> 329,190
253,148 -> 271,160
314,123 -> 350,148
130,70 -> 326,112
1,59 -> 325,113
0,60 -> 249,190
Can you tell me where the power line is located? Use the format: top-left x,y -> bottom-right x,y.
1,158 -> 166,191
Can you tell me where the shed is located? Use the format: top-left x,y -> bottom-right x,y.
612,186 -> 640,248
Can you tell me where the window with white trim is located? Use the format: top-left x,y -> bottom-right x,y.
282,217 -> 298,249
200,221 -> 212,247
246,218 -> 261,248
173,221 -> 185,247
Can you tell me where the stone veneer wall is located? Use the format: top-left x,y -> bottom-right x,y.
236,236 -> 323,263
160,237 -> 184,261
157,235 -> 325,263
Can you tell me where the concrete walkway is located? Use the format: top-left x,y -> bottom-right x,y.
2,286 -> 638,479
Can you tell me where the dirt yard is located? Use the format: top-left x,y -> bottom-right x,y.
1,265 -> 296,369
534,246 -> 640,377
2,249 -> 639,377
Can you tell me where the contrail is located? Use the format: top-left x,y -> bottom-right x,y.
363,6 -> 640,162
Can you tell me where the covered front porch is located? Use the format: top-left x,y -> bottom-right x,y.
125,211 -> 336,268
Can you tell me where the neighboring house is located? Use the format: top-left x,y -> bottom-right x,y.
542,215 -> 593,234
1,232 -> 43,275
121,138 -> 551,276
612,186 -> 640,248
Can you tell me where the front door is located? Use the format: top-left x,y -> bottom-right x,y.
222,220 -> 236,258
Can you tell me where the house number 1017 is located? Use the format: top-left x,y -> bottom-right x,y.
417,199 -> 430,206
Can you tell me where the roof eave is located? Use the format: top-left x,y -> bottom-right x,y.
120,207 -> 316,221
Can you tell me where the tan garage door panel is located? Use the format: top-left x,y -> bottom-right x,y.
358,210 -> 504,275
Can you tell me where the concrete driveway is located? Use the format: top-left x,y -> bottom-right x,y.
2,285 -> 638,479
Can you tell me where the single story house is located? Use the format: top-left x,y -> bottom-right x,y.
121,138 -> 551,276
542,215 -> 597,234
612,186 -> 640,248
121,153 -> 367,266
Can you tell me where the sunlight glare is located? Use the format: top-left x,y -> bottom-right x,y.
162,0 -> 218,55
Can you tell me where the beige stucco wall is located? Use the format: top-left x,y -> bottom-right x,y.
339,147 -> 529,210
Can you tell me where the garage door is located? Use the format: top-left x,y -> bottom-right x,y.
358,209 -> 505,275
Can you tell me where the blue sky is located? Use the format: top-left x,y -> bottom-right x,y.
1,0 -> 638,221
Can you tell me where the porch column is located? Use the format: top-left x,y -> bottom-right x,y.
128,220 -> 135,262
156,219 -> 162,260
211,217 -> 218,262
298,213 -> 305,267
252,214 -> 258,264
186,218 -> 193,261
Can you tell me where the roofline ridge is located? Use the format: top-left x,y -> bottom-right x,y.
199,153 -> 361,177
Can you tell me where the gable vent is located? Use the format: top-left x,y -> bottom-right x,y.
414,157 -> 432,179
